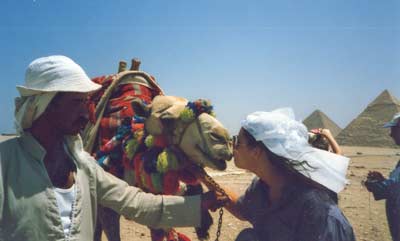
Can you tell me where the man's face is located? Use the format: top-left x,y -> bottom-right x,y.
46,92 -> 90,135
390,121 -> 400,145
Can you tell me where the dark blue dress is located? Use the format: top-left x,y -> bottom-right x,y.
236,177 -> 355,241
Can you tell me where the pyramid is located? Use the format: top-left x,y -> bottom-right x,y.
303,110 -> 342,137
336,90 -> 400,148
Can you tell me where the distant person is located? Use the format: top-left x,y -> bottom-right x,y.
308,128 -> 344,204
191,108 -> 355,241
0,55 -> 227,241
308,128 -> 342,155
365,112 -> 400,241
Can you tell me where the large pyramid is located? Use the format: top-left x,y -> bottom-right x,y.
303,110 -> 342,137
336,90 -> 400,148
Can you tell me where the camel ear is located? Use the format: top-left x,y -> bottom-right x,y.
131,98 -> 151,117
145,96 -> 187,135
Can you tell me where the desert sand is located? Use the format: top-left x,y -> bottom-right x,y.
2,135 -> 394,240
103,146 -> 399,241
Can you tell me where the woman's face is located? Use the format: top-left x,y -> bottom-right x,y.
233,128 -> 254,170
233,128 -> 280,182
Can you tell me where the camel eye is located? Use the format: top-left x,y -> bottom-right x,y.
210,133 -> 224,142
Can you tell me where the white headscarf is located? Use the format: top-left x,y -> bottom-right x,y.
14,92 -> 57,134
14,55 -> 101,134
241,108 -> 350,193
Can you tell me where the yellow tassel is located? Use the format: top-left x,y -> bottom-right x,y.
125,139 -> 138,159
180,108 -> 195,122
156,151 -> 170,173
145,135 -> 154,148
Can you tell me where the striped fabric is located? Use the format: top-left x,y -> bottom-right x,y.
89,75 -> 160,178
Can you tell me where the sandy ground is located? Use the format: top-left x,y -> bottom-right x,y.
98,146 -> 400,241
1,134 -> 397,240
0,135 -> 15,142
0,134 -> 397,240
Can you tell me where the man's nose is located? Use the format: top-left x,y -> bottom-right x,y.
78,103 -> 90,119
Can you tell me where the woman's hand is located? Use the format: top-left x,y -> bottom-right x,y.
320,129 -> 333,138
311,128 -> 343,155
311,128 -> 333,138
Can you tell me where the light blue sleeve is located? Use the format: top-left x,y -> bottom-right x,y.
368,161 -> 400,200
0,154 -> 4,240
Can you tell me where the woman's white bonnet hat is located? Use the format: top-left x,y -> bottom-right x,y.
241,108 -> 350,193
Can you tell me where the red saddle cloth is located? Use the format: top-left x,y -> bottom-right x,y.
88,74 -> 196,241
89,75 -> 161,177
151,228 -> 191,241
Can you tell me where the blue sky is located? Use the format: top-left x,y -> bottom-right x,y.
0,0 -> 399,134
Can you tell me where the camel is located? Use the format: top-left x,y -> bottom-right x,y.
82,59 -> 233,241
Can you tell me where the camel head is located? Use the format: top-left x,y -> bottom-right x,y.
132,95 -> 233,170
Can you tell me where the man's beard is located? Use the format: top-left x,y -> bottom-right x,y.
47,153 -> 77,187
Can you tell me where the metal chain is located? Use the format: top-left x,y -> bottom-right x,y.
215,208 -> 223,241
171,144 -> 226,241
202,169 -> 229,241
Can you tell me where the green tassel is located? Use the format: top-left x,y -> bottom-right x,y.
180,108 -> 195,122
140,173 -> 147,189
145,135 -> 154,148
151,173 -> 163,193
156,151 -> 170,173
166,149 -> 180,170
125,139 -> 139,159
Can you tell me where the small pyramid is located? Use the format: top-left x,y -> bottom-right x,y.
336,89 -> 400,148
303,110 -> 342,137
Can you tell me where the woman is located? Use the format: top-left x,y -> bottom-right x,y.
308,128 -> 342,155
197,108 -> 355,241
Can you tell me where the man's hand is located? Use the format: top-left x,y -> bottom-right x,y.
367,171 -> 385,182
201,191 -> 229,212
364,171 -> 389,200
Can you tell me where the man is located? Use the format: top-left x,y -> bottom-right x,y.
365,112 -> 400,241
0,55 -> 226,241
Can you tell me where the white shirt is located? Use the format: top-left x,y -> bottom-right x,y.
54,184 -> 76,237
